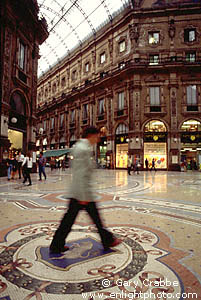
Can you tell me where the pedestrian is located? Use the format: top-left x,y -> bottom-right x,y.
133,158 -> 140,174
151,158 -> 156,171
127,156 -> 132,175
6,154 -> 13,181
22,152 -> 33,186
11,153 -> 18,179
145,158 -> 149,170
62,159 -> 66,171
50,126 -> 121,254
38,151 -> 46,180
17,150 -> 24,179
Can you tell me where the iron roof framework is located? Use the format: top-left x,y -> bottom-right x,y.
37,0 -> 132,77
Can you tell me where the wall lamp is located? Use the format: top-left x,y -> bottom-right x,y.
136,137 -> 139,142
11,117 -> 17,124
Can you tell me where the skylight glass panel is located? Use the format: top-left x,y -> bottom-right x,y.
37,0 -> 126,77
89,5 -> 108,31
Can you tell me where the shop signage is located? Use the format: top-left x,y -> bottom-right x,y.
144,133 -> 167,143
116,134 -> 129,144
181,132 -> 201,143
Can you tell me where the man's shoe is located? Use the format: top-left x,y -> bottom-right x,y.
28,183 -> 32,186
49,245 -> 69,254
104,238 -> 122,250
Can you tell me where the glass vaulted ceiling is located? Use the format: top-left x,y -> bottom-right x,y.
37,0 -> 131,77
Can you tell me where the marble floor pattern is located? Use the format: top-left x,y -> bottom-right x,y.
0,168 -> 200,300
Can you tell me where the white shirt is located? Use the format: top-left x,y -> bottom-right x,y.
18,154 -> 24,163
22,157 -> 33,168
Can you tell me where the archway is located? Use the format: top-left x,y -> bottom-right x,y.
97,126 -> 107,168
8,91 -> 27,155
143,120 -> 167,169
115,123 -> 128,168
180,119 -> 201,170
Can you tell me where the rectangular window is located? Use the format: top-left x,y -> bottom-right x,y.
149,32 -> 159,44
119,40 -> 126,53
43,120 -> 46,131
61,77 -> 66,87
72,70 -> 77,81
99,99 -> 105,115
85,62 -> 89,72
18,42 -> 26,70
60,114 -> 64,127
150,87 -> 160,106
100,52 -> 106,64
184,28 -> 196,42
186,52 -> 196,62
51,117 -> 54,129
149,55 -> 159,65
71,110 -> 75,123
118,92 -> 124,110
187,85 -> 197,105
83,104 -> 88,119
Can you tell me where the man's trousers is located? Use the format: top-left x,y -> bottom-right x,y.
50,198 -> 114,252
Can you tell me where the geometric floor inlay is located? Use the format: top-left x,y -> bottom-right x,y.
0,223 -> 191,299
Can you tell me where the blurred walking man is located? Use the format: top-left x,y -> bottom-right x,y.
50,126 -> 121,254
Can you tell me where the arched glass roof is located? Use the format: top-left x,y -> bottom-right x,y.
37,0 -> 131,77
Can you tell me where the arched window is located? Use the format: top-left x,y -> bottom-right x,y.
144,120 -> 166,132
10,92 -> 26,115
181,119 -> 201,132
116,123 -> 128,135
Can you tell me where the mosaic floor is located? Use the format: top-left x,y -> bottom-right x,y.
0,168 -> 201,300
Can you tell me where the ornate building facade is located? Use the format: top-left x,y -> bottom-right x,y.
0,0 -> 48,175
36,0 -> 201,170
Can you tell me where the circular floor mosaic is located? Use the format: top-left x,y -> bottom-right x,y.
0,223 -> 185,298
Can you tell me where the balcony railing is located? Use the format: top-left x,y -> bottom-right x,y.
38,55 -> 201,111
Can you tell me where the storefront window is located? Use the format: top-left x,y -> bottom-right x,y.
115,123 -> 128,168
144,142 -> 167,169
144,120 -> 167,169
116,144 -> 128,168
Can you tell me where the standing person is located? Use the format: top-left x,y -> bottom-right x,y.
151,158 -> 156,171
127,156 -> 132,175
62,159 -> 66,171
134,158 -> 140,175
17,151 -> 24,179
145,158 -> 149,170
22,152 -> 33,186
50,126 -> 121,254
6,154 -> 13,181
11,153 -> 18,179
38,151 -> 46,181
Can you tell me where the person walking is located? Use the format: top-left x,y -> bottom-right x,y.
17,151 -> 24,179
22,152 -> 33,186
6,155 -> 13,181
151,158 -> 156,171
133,158 -> 140,174
145,158 -> 149,170
38,151 -> 46,181
127,156 -> 132,175
50,126 -> 121,254
11,153 -> 18,179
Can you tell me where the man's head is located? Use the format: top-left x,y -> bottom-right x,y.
82,126 -> 100,145
40,151 -> 43,157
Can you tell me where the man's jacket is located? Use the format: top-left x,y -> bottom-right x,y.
68,139 -> 94,202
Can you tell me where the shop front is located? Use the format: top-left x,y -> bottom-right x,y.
180,119 -> 201,170
143,120 -> 167,169
115,123 -> 129,169
97,137 -> 107,168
